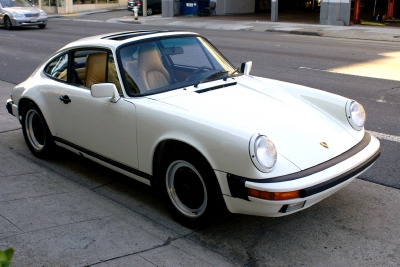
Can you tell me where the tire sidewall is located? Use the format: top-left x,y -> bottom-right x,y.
5,17 -> 12,30
21,103 -> 54,157
159,150 -> 222,227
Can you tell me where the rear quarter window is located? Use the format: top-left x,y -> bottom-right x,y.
44,53 -> 69,81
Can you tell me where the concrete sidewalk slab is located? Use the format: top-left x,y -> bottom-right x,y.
0,139 -> 235,266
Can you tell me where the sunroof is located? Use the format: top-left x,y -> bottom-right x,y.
102,30 -> 176,41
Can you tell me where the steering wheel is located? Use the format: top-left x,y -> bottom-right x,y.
185,66 -> 212,81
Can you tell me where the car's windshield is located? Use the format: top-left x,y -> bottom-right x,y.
118,36 -> 238,96
0,0 -> 32,7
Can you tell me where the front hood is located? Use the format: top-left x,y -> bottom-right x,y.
4,7 -> 41,13
156,76 -> 358,170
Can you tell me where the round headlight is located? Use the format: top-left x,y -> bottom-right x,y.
249,135 -> 277,172
346,100 -> 366,130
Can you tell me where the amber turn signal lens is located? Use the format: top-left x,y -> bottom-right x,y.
248,188 -> 300,200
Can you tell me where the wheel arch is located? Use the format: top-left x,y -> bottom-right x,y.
152,139 -> 213,181
17,98 -> 55,135
18,98 -> 37,122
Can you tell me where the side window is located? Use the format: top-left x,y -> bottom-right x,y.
44,53 -> 69,82
72,50 -> 122,94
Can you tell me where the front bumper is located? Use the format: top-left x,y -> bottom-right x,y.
217,132 -> 380,217
6,98 -> 18,118
11,17 -> 47,27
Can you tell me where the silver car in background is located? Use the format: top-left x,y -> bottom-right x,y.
0,0 -> 47,30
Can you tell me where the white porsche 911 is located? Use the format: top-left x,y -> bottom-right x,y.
6,30 -> 380,226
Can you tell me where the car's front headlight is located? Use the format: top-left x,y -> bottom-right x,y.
12,12 -> 25,18
249,134 -> 277,172
40,10 -> 47,16
346,100 -> 366,130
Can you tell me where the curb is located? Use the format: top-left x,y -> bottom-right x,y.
118,19 -> 142,24
265,29 -> 323,36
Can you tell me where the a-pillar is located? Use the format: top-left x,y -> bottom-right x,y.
320,0 -> 351,26
162,0 -> 174,17
271,0 -> 278,22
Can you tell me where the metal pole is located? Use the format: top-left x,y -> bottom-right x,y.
143,0 -> 147,16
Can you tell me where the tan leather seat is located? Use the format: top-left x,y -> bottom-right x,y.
85,53 -> 107,88
138,44 -> 170,91
125,60 -> 138,79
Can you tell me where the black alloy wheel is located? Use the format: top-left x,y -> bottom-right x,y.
4,17 -> 13,30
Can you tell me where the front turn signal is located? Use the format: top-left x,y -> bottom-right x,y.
248,188 -> 300,200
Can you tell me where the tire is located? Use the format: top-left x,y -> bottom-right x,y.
159,150 -> 224,228
4,17 -> 13,30
38,24 -> 46,29
21,103 -> 55,157
147,7 -> 153,16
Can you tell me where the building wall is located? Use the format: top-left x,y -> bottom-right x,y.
224,0 -> 255,13
40,0 -> 126,14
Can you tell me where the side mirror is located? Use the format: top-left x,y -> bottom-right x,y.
91,83 -> 120,103
240,61 -> 252,75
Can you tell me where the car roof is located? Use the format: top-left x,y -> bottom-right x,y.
61,30 -> 201,51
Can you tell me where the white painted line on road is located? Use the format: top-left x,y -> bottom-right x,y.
0,33 -> 15,37
367,130 -> 400,143
299,66 -> 324,71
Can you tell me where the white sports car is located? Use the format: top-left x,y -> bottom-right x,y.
6,30 -> 380,226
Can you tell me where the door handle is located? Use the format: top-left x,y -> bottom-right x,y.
59,95 -> 71,104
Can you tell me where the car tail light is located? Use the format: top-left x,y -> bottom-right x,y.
248,188 -> 300,200
136,1 -> 142,6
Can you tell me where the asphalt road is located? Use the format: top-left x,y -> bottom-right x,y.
0,12 -> 399,189
1,11 -> 400,266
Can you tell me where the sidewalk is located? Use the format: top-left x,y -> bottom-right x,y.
48,9 -> 400,42
0,79 -> 236,266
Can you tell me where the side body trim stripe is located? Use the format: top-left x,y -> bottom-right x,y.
53,136 -> 152,180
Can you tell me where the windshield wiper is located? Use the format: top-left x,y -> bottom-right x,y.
194,70 -> 229,88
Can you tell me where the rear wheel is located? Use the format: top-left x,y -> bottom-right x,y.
147,7 -> 153,16
22,103 -> 55,157
4,17 -> 13,30
159,150 -> 224,227
38,24 -> 46,29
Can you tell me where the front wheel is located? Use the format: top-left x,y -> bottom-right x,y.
21,103 -> 55,157
160,151 -> 224,227
4,17 -> 13,30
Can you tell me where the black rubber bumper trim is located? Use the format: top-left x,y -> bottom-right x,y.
247,132 -> 372,184
53,136 -> 152,180
6,100 -> 13,115
300,150 -> 380,197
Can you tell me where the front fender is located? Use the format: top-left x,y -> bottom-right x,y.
133,98 -> 300,179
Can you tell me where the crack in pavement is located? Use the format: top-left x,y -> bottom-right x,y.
0,128 -> 21,134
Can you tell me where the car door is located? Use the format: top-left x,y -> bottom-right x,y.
57,48 -> 139,169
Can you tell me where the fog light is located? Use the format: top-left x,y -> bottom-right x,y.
279,201 -> 306,213
248,188 -> 300,200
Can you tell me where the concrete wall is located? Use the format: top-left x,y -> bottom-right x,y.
320,0 -> 351,26
224,0 -> 254,13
